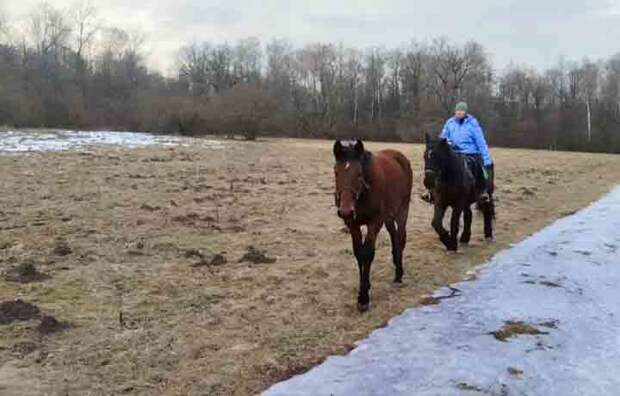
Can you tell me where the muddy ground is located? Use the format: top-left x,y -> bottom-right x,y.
0,138 -> 619,395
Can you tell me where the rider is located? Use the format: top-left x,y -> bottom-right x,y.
423,101 -> 494,202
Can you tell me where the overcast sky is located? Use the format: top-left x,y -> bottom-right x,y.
3,0 -> 620,74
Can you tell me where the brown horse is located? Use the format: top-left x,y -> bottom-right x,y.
333,140 -> 413,312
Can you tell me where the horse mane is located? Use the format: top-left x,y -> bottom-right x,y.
361,150 -> 374,185
438,144 -> 465,184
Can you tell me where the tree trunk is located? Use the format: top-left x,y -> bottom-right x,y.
353,83 -> 358,127
586,99 -> 592,142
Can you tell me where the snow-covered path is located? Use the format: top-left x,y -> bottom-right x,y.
0,130 -> 223,152
265,187 -> 620,396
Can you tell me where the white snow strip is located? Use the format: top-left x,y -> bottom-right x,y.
265,186 -> 620,396
0,130 -> 224,153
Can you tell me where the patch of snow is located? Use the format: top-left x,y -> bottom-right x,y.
265,186 -> 620,396
0,130 -> 224,153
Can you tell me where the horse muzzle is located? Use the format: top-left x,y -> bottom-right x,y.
337,207 -> 356,220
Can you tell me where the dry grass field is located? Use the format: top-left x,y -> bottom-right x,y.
1,138 -> 619,395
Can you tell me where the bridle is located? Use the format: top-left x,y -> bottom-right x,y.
424,149 -> 441,188
335,161 -> 370,207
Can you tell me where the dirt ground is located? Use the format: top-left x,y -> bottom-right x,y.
0,138 -> 619,395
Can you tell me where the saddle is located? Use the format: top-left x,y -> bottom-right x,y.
461,154 -> 486,192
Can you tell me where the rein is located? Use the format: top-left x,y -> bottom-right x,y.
426,149 -> 462,185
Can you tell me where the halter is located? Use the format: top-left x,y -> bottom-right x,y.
335,161 -> 370,206
424,148 -> 444,187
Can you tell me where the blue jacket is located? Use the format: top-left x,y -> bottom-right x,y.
440,115 -> 493,166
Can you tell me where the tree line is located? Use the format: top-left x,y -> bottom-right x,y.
1,2 -> 620,152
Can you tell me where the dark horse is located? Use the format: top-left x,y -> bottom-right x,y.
333,140 -> 413,312
423,133 -> 495,252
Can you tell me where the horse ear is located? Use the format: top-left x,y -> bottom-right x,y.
439,138 -> 448,146
354,139 -> 364,156
333,140 -> 344,160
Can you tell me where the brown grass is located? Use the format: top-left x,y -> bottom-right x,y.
491,321 -> 547,342
0,138 -> 619,395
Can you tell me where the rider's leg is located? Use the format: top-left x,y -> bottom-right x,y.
485,163 -> 494,195
475,156 -> 491,201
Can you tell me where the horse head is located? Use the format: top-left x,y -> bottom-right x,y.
424,133 -> 453,189
333,139 -> 369,221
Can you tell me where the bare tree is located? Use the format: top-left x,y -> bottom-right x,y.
427,38 -> 487,114
265,39 -> 294,104
0,8 -> 8,44
233,37 -> 262,84
345,47 -> 363,126
28,1 -> 71,55
401,41 -> 427,128
580,59 -> 599,141
178,42 -> 210,95
71,1 -> 99,61
216,83 -> 275,140
69,0 -> 99,97
364,47 -> 385,122
385,49 -> 402,117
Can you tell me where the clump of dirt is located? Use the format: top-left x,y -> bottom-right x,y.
419,296 -> 440,306
507,367 -> 524,376
126,249 -> 145,257
238,246 -> 276,264
192,254 -> 228,268
172,213 -> 201,224
153,242 -> 178,252
209,254 -> 227,266
228,225 -> 246,233
520,186 -> 537,196
0,299 -> 40,325
184,249 -> 205,259
539,320 -> 559,329
491,321 -> 548,342
140,203 -> 160,212
37,315 -> 69,335
11,341 -> 39,357
456,383 -> 484,392
3,259 -> 49,283
52,239 -> 72,256
539,280 -> 562,288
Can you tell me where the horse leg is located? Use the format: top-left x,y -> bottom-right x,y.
460,206 -> 472,245
349,225 -> 365,309
431,204 -> 451,250
357,220 -> 382,312
482,195 -> 495,241
394,203 -> 410,284
449,206 -> 463,252
386,220 -> 403,285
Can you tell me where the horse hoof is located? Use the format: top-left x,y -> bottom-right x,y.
485,237 -> 494,243
392,281 -> 404,289
357,303 -> 370,312
446,250 -> 458,256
